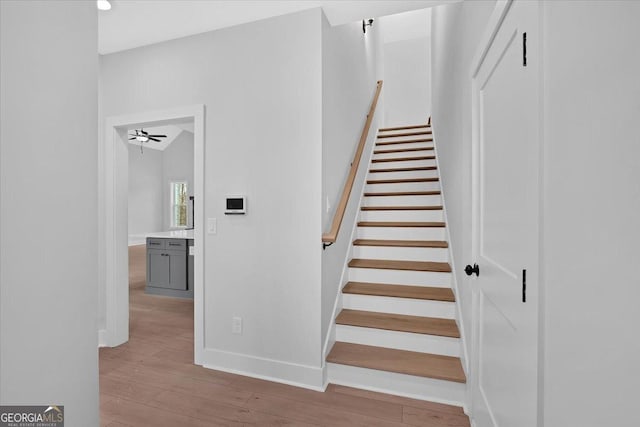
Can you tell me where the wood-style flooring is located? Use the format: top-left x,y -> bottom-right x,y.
99,245 -> 470,426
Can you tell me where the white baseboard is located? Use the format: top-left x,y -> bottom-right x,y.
200,347 -> 325,391
98,329 -> 108,347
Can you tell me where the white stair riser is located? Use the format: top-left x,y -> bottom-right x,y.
373,150 -> 434,160
375,137 -> 432,145
368,169 -> 439,181
371,159 -> 436,169
335,325 -> 460,356
353,245 -> 449,262
342,293 -> 455,318
377,129 -> 430,134
360,209 -> 444,222
374,147 -> 434,157
357,226 -> 446,241
348,267 -> 452,287
374,142 -> 434,151
363,195 -> 442,207
365,181 -> 441,193
327,363 -> 465,406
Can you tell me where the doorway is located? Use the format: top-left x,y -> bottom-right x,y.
100,105 -> 205,366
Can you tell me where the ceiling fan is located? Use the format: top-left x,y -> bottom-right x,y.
129,129 -> 167,153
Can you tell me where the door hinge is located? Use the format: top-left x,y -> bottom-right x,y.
523,32 -> 527,67
522,269 -> 527,303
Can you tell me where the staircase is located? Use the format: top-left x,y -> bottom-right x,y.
326,123 -> 466,405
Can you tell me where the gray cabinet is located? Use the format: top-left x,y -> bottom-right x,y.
147,249 -> 171,288
146,238 -> 193,298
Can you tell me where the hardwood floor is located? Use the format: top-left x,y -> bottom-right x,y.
99,245 -> 470,426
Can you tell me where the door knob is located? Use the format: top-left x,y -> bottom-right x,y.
465,264 -> 479,277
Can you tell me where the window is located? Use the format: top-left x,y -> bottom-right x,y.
170,181 -> 188,228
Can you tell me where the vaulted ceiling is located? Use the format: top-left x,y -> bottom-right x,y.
128,123 -> 194,151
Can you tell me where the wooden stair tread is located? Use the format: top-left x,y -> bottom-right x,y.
336,309 -> 460,338
374,147 -> 434,155
343,281 -> 455,302
376,138 -> 433,146
358,221 -> 445,228
361,205 -> 442,211
364,190 -> 440,196
366,177 -> 439,184
372,155 -> 435,163
379,124 -> 430,132
349,258 -> 451,272
370,166 -> 437,173
352,239 -> 448,248
327,342 -> 466,383
378,131 -> 432,138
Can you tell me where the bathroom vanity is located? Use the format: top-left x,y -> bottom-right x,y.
145,230 -> 194,299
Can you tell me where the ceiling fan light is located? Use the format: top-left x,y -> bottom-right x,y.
97,0 -> 111,11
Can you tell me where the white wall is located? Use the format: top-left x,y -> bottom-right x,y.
377,8 -> 433,127
0,1 -> 99,424
541,2 -> 640,425
382,36 -> 431,126
100,9 -> 323,386
321,13 -> 382,348
128,144 -> 163,237
431,0 -> 496,375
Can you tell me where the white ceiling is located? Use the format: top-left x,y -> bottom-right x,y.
98,0 -> 459,54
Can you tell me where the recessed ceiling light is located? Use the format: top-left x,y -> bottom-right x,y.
97,0 -> 111,11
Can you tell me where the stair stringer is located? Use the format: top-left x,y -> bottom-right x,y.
431,121 -> 471,412
321,114 -> 382,381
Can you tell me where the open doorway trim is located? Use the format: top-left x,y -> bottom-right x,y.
99,104 -> 205,366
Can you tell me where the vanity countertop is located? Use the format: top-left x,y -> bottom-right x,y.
146,230 -> 194,240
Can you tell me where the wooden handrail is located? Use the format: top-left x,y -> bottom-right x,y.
322,80 -> 383,246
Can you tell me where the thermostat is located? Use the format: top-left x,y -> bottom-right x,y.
225,196 -> 246,215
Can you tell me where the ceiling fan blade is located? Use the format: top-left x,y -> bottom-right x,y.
148,137 -> 161,142
147,135 -> 166,138
139,129 -> 148,135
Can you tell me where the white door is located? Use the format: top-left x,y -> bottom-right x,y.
470,1 -> 539,426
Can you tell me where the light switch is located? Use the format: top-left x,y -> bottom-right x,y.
232,317 -> 242,335
207,218 -> 217,234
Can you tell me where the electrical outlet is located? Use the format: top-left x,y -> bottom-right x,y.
232,317 -> 242,335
